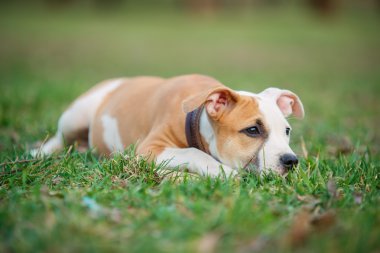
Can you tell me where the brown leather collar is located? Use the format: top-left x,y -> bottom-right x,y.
185,105 -> 209,154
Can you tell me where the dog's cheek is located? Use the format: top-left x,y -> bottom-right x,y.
256,149 -> 265,172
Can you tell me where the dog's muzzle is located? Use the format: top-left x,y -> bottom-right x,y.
280,153 -> 299,170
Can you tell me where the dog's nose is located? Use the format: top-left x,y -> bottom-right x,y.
280,153 -> 298,170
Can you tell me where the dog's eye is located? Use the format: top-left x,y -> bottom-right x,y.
285,127 -> 291,136
242,126 -> 260,137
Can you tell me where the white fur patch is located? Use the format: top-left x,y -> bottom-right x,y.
30,134 -> 63,157
101,114 -> 124,153
238,90 -> 295,173
157,147 -> 236,177
199,109 -> 220,160
59,79 -> 125,138
256,97 -> 294,172
67,79 -> 124,124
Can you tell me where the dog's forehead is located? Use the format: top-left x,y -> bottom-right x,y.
237,91 -> 289,129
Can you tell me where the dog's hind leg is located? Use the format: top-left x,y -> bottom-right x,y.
31,78 -> 125,157
31,106 -> 89,157
30,133 -> 64,157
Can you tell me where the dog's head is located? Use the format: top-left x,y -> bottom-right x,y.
183,86 -> 304,175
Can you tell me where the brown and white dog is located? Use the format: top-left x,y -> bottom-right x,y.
32,74 -> 304,177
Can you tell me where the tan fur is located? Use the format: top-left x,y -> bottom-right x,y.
90,76 -> 267,170
212,96 -> 266,167
90,74 -> 223,157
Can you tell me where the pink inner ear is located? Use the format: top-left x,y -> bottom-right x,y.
277,95 -> 294,117
206,92 -> 228,117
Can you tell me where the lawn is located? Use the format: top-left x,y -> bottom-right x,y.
0,5 -> 379,253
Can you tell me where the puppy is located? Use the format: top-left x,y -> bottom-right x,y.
32,74 -> 304,177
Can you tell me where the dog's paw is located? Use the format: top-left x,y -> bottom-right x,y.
205,165 -> 237,178
30,148 -> 43,158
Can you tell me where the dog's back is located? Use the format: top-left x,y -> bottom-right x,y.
90,75 -> 222,155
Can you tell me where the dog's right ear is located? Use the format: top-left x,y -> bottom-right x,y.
259,88 -> 304,119
182,87 -> 240,120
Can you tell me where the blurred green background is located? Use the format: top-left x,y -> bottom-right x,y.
1,0 -> 379,159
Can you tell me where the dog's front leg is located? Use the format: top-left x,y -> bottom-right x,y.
156,147 -> 237,178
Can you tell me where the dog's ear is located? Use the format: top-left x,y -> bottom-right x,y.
259,88 -> 304,119
182,87 -> 239,120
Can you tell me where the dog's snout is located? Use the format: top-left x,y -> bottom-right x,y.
280,153 -> 298,169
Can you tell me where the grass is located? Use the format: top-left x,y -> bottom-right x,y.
0,5 -> 379,253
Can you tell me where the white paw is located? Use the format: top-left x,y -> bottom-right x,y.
30,148 -> 49,158
205,165 -> 237,178
30,148 -> 41,158
221,166 -> 238,178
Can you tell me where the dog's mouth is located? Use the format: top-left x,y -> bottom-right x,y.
241,155 -> 294,176
276,163 -> 298,176
278,167 -> 290,176
245,162 -> 291,176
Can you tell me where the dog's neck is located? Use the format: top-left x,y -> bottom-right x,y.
185,106 -> 208,153
185,105 -> 225,164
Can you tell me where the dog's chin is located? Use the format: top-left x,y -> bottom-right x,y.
248,163 -> 290,177
264,166 -> 289,177
278,168 -> 289,177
